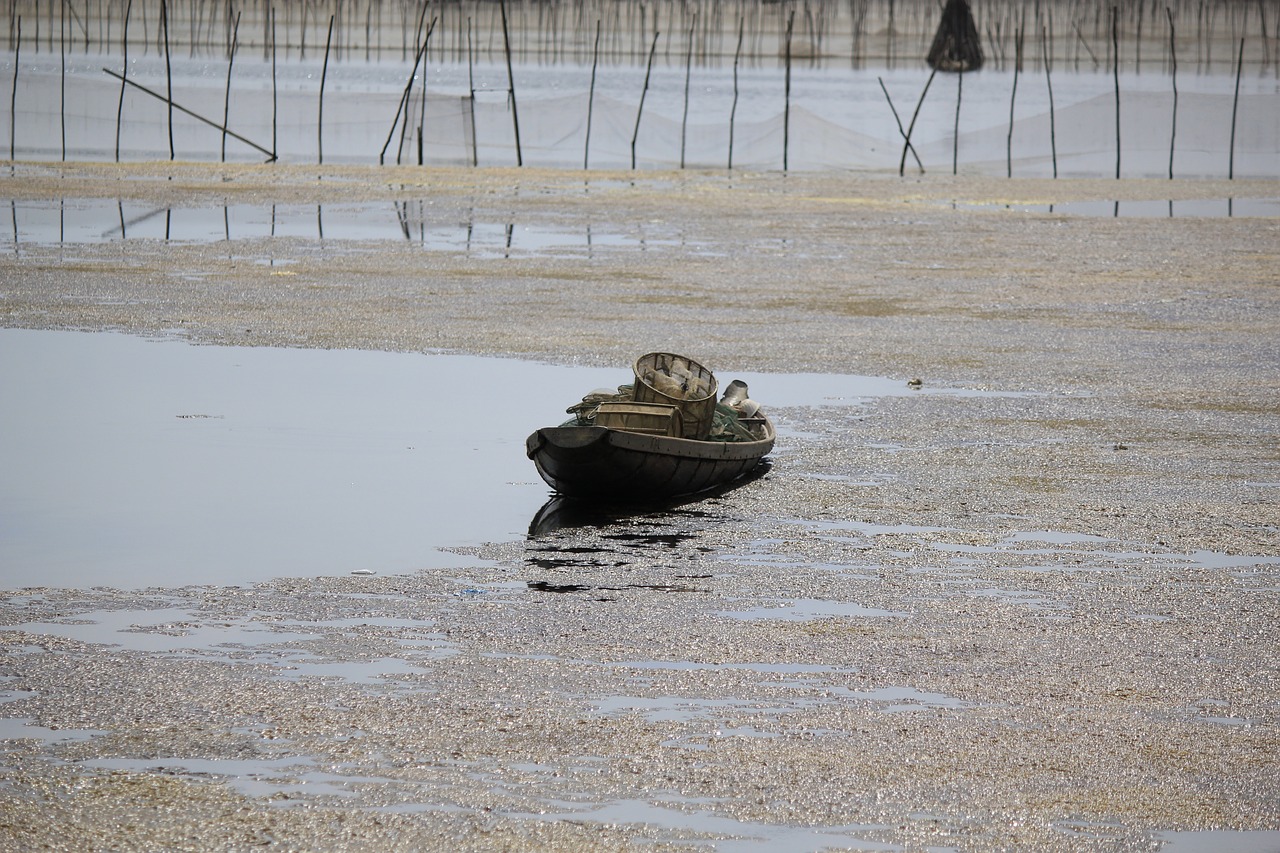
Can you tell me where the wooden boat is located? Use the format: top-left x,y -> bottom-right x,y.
525,416 -> 775,501
526,353 -> 774,502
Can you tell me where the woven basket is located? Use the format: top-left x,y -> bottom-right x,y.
632,352 -> 718,439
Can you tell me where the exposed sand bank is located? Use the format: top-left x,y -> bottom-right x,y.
1,162 -> 1277,851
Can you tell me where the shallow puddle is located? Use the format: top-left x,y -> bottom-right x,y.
946,197 -> 1280,218
1,328 -> 999,590
2,197 -> 679,258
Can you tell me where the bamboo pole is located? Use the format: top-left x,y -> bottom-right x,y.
953,71 -> 962,175
1167,6 -> 1177,179
1229,36 -> 1243,178
680,13 -> 695,169
318,14 -> 333,165
729,15 -> 743,170
271,4 -> 277,160
162,0 -> 173,160
417,20 -> 428,166
631,29 -> 659,170
9,16 -> 17,161
1041,23 -> 1057,178
60,0 -> 65,161
103,68 -> 275,160
115,1 -> 132,162
783,9 -> 794,171
1113,6 -> 1121,179
379,7 -> 432,165
1007,25 -> 1022,177
584,17 -> 599,170
499,0 -> 522,166
467,15 -> 477,167
221,10 -> 240,163
879,76 -> 924,173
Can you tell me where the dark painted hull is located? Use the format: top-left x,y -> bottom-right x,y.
525,420 -> 774,501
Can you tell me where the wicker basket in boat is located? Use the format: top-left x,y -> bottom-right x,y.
632,352 -> 718,439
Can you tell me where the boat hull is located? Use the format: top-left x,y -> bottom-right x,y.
525,421 -> 774,501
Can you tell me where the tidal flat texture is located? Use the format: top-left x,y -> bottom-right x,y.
1,163 -> 1277,851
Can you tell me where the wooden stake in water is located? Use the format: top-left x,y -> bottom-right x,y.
953,71 -> 962,175
318,14 -> 333,165
898,69 -> 935,177
729,16 -> 743,170
783,9 -> 794,172
499,0 -> 522,166
1167,7 -> 1177,179
631,30 -> 659,170
680,13 -> 696,169
162,0 -> 173,160
1112,6 -> 1121,179
102,69 -> 275,161
584,18 -> 600,170
468,16 -> 478,167
115,2 -> 133,162
222,11 -> 240,163
60,0 -> 65,161
879,77 -> 924,173
1229,37 -> 1243,179
271,5 -> 278,161
9,16 -> 18,162
379,11 -> 432,165
1043,24 -> 1057,179
1007,26 -> 1023,178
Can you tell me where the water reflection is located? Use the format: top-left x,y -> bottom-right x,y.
3,197 -> 674,256
949,197 -> 1280,218
527,464 -> 772,537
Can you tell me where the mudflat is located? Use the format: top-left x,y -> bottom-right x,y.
1,162 -> 1277,851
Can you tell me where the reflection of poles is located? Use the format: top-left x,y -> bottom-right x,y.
728,16 -> 743,170
1229,37 -> 1243,179
631,30 -> 659,170
318,14 -> 333,165
499,0 -> 522,166
102,69 -> 276,160
222,11 -> 240,163
584,18 -> 600,170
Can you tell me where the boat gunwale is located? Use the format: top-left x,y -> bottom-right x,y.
530,417 -> 774,463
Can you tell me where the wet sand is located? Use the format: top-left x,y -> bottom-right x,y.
1,162 -> 1278,850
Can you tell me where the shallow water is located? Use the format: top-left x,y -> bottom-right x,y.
7,195 -> 1275,256
2,197 -> 681,256
0,328 -> 1008,590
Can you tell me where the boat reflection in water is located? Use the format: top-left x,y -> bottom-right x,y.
527,460 -> 774,538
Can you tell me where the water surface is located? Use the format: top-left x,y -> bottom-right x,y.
1,328 -> 982,589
